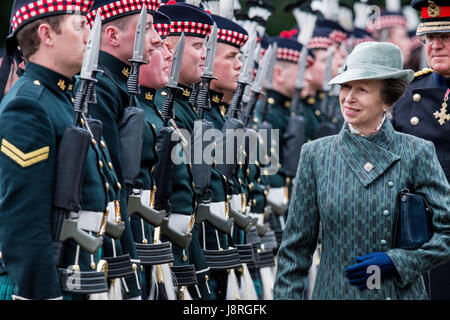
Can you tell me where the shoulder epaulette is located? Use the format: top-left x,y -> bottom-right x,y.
414,68 -> 433,78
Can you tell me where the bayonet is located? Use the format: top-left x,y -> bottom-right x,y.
196,23 -> 218,119
259,42 -> 277,123
127,5 -> 148,97
241,44 -> 273,127
161,33 -> 185,125
227,32 -> 257,119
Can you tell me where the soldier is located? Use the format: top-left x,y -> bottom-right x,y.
0,0 -> 119,300
392,0 -> 450,300
302,19 -> 348,142
367,9 -> 411,67
84,0 -> 164,300
155,0 -> 220,300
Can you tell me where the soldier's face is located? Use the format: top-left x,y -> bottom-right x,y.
139,39 -> 173,89
339,79 -> 389,134
425,32 -> 450,77
210,43 -> 242,93
178,36 -> 206,85
53,14 -> 89,76
332,44 -> 346,78
304,49 -> 327,93
117,13 -> 158,63
387,26 -> 411,66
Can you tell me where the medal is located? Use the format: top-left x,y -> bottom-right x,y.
433,89 -> 450,125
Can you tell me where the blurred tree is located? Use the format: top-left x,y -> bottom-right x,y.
1,1 -> 14,54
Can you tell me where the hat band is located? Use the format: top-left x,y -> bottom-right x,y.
342,63 -> 403,76
86,0 -> 160,27
421,6 -> 450,19
155,23 -> 171,37
169,21 -> 212,37
11,0 -> 93,33
217,28 -> 248,48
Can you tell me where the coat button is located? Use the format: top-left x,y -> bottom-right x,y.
380,239 -> 387,245
413,93 -> 421,102
383,210 -> 390,216
410,117 -> 419,126
387,181 -> 394,187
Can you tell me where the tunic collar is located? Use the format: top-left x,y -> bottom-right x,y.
25,62 -> 75,98
98,51 -> 131,85
433,72 -> 450,89
338,119 -> 401,187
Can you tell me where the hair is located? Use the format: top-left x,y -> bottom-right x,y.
101,14 -> 134,34
16,15 -> 65,60
380,78 -> 408,106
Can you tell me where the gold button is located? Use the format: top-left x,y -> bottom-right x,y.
98,160 -> 103,169
284,101 -> 291,108
91,138 -> 97,145
34,80 -> 41,86
315,110 -> 321,116
161,91 -> 168,96
182,255 -> 187,262
142,239 -> 148,244
117,182 -> 122,190
72,265 -> 80,272
90,262 -> 96,270
105,182 -> 110,191
108,162 -> 113,169
413,93 -> 421,102
364,162 -> 373,172
100,140 -> 106,148
0,251 -> 2,259
410,116 -> 419,126
268,97 -> 275,104
307,97 -> 315,105
132,263 -> 138,271
205,275 -> 209,281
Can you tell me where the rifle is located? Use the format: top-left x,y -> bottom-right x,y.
315,45 -> 340,139
281,12 -> 317,179
240,44 -> 273,128
215,32 -> 258,233
120,6 -> 166,227
190,24 -> 234,235
52,13 -> 105,264
154,33 -> 193,249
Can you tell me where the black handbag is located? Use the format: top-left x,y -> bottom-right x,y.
393,189 -> 434,249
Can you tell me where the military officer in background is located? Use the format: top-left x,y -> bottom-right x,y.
0,0 -> 119,300
392,0 -> 450,300
155,0 -> 219,300
302,18 -> 348,142
84,0 -> 164,299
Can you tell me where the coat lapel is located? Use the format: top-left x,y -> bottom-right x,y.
338,119 -> 401,187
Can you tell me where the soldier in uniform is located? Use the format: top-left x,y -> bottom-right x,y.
156,0 -> 220,300
367,9 -> 411,67
302,19 -> 348,142
0,0 -> 120,300
392,0 -> 450,300
84,0 -> 164,299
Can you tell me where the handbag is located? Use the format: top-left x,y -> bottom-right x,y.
393,189 -> 433,249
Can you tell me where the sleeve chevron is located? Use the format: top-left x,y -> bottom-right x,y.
1,138 -> 49,167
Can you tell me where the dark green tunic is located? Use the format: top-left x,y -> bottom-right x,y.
0,63 -> 118,299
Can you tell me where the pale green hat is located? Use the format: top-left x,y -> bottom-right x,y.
329,42 -> 414,85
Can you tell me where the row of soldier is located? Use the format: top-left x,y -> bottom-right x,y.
0,0 -> 448,300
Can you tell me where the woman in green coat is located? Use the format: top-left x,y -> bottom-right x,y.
273,42 -> 450,300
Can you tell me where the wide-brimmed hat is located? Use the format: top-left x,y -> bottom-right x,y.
329,42 -> 414,85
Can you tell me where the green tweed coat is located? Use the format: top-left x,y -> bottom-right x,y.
274,119 -> 450,300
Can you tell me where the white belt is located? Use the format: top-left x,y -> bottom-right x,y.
230,195 -> 242,213
76,210 -> 104,233
267,187 -> 288,207
168,213 -> 195,234
249,212 -> 264,225
210,201 -> 226,219
76,201 -> 116,232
